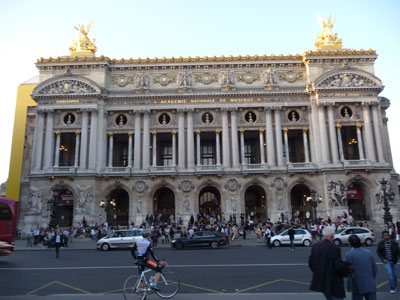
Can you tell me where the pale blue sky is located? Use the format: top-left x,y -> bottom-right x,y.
0,0 -> 399,183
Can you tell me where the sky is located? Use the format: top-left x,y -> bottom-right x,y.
0,0 -> 399,184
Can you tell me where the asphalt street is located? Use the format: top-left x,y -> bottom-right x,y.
0,243 -> 396,299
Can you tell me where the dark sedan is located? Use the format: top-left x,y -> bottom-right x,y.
171,231 -> 228,249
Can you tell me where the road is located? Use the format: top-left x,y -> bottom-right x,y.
0,243 -> 395,298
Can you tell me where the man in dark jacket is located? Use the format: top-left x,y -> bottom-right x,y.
377,230 -> 400,293
288,226 -> 295,251
309,226 -> 347,300
345,234 -> 377,299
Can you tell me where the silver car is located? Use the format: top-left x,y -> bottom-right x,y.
96,229 -> 143,251
334,227 -> 376,246
271,229 -> 312,247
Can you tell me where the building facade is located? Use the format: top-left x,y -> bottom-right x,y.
14,24 -> 399,231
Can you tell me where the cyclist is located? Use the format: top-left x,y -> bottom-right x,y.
131,230 -> 167,291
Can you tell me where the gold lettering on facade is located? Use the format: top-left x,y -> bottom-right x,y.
55,100 -> 81,104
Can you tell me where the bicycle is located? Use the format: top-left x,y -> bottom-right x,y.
123,262 -> 180,300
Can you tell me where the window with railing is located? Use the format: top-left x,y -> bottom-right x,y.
160,142 -> 173,166
201,141 -> 216,165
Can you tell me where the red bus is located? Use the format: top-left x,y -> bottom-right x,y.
0,198 -> 18,256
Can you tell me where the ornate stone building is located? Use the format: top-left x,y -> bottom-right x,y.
14,21 -> 399,231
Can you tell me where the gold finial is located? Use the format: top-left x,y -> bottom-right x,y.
69,21 -> 97,56
314,14 -> 342,50
291,111 -> 297,122
119,115 -> 124,126
67,114 -> 72,124
248,112 -> 254,122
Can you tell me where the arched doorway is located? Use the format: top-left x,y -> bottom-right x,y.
107,188 -> 129,226
290,184 -> 311,221
199,186 -> 221,217
153,187 -> 175,223
245,185 -> 266,223
346,183 -> 367,220
56,188 -> 74,227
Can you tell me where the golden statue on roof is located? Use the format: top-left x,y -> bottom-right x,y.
69,21 -> 97,56
315,14 -> 343,50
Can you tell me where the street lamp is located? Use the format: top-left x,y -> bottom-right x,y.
375,178 -> 395,228
48,187 -> 59,229
307,190 -> 322,221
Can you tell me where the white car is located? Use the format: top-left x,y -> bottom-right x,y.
96,229 -> 143,251
334,227 -> 376,246
271,229 -> 312,247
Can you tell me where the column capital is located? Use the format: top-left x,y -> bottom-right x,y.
196,130 -> 201,136
177,109 -> 186,113
336,124 -> 342,130
361,101 -> 370,107
215,130 -> 221,135
303,128 -> 308,134
239,129 -> 245,134
55,131 -> 61,136
172,131 -> 177,136
187,108 -> 194,113
264,107 -> 272,112
128,132 -> 133,137
75,131 -> 81,136
152,131 -> 157,136
259,129 -> 265,134
356,124 -> 362,130
108,132 -> 113,137
283,128 -> 288,134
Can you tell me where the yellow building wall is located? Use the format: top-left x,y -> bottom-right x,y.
6,84 -> 37,201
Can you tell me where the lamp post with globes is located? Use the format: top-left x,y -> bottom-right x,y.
307,190 -> 322,221
375,178 -> 395,229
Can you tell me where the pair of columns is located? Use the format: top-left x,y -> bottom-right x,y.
311,103 -> 386,164
32,109 -> 99,171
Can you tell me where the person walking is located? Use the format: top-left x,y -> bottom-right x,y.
377,230 -> 400,293
345,234 -> 377,300
288,226 -> 295,251
265,226 -> 272,249
53,230 -> 62,258
308,226 -> 347,300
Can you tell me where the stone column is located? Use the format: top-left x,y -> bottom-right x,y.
356,125 -> 365,160
178,110 -> 185,169
142,112 -> 150,170
222,110 -> 230,168
128,132 -> 133,168
74,131 -> 80,168
259,129 -> 265,164
88,109 -> 98,170
134,112 -> 142,170
283,128 -> 289,164
310,102 -> 322,163
172,131 -> 177,166
303,129 -> 310,163
43,110 -> 54,170
327,106 -> 339,164
196,130 -> 201,166
96,105 -> 106,173
318,106 -> 330,164
362,104 -> 376,162
108,133 -> 113,168
152,132 -> 157,167
32,110 -> 45,171
187,110 -> 195,169
371,105 -> 385,162
216,130 -> 221,166
230,110 -> 240,168
274,109 -> 284,166
265,109 -> 275,167
336,125 -> 345,162
240,129 -> 245,165
54,132 -> 61,167
79,110 -> 89,169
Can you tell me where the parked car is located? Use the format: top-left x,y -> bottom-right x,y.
334,227 -> 376,246
171,231 -> 228,250
96,229 -> 143,251
271,229 -> 312,247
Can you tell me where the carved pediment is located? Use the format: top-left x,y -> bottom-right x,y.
314,69 -> 382,90
38,79 -> 98,95
33,74 -> 102,99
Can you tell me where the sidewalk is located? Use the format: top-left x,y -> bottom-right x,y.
14,233 -> 266,251
1,292 -> 396,300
